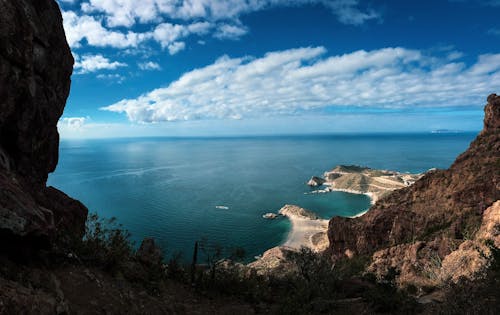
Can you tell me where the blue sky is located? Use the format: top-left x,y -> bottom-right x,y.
56,0 -> 500,138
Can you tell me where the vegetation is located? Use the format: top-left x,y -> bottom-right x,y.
75,213 -> 135,271
63,213 -> 499,314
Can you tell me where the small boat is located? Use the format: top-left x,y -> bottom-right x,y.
215,205 -> 229,210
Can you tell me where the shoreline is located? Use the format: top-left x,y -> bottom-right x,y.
249,202 -> 369,272
326,187 -> 377,205
279,195 -> 372,251
281,213 -> 330,252
249,165 -> 424,272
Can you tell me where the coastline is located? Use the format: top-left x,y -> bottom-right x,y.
279,206 -> 330,252
326,187 -> 377,205
249,202 -> 369,273
279,191 -> 373,251
250,165 -> 422,271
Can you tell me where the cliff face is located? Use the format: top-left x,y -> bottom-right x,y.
328,94 -> 500,287
0,0 -> 87,250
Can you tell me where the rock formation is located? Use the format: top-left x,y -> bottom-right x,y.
307,176 -> 326,187
311,165 -> 422,203
328,94 -> 500,288
0,0 -> 87,251
279,204 -> 319,220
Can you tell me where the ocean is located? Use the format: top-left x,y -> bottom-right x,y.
48,133 -> 477,261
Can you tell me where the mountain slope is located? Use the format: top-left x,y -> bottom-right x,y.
328,94 -> 500,287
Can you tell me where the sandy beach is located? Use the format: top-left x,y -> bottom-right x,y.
278,205 -> 331,252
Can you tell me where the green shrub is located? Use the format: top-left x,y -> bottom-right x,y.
75,213 -> 134,271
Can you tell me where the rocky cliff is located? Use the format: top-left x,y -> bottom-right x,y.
0,0 -> 87,251
328,94 -> 500,288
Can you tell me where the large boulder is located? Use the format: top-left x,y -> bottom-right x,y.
0,0 -> 87,251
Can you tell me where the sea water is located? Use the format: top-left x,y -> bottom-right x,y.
48,133 -> 476,261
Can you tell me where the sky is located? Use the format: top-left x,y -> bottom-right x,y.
56,0 -> 500,138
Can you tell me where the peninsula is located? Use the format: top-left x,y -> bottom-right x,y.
308,165 -> 423,204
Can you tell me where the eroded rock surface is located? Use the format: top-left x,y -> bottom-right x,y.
0,0 -> 87,250
329,94 -> 500,259
328,95 -> 500,290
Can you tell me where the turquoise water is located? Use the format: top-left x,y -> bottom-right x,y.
48,133 -> 477,260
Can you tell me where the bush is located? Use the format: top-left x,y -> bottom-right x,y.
75,213 -> 135,271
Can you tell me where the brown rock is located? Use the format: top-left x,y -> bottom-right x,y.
475,200 -> 500,248
0,0 -> 87,250
307,176 -> 326,186
483,94 -> 500,133
439,240 -> 489,284
247,246 -> 298,276
328,95 -> 500,260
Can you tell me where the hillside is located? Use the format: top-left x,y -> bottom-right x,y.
328,94 -> 500,289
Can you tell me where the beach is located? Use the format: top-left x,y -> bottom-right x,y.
278,204 -> 332,252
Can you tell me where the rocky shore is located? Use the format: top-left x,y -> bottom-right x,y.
251,166 -> 423,273
307,165 -> 423,204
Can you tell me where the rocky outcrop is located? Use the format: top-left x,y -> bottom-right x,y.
328,94 -> 500,289
368,201 -> 500,289
307,176 -> 326,187
0,0 -> 87,251
247,246 -> 299,276
279,204 -> 319,220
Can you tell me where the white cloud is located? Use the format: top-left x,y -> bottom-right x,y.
62,11 -> 151,48
62,1 -> 379,51
167,42 -> 186,55
96,73 -> 126,83
80,0 -> 378,27
324,0 -> 380,25
101,47 -> 500,123
214,23 -> 248,40
58,117 -> 87,130
74,54 -> 127,73
152,22 -> 211,50
138,61 -> 162,70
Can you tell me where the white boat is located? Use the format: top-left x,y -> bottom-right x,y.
215,205 -> 229,210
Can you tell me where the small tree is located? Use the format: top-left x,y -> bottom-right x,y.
199,238 -> 223,281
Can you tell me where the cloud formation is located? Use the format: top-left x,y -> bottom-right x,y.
138,61 -> 162,71
74,54 -> 127,73
58,117 -> 87,130
101,47 -> 500,123
61,1 -> 379,51
79,0 -> 379,27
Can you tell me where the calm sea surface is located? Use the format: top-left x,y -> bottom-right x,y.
48,133 -> 476,260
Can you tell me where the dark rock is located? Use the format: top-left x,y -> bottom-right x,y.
136,238 -> 163,266
0,0 -> 87,251
307,176 -> 326,186
483,93 -> 500,133
328,94 -> 500,259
